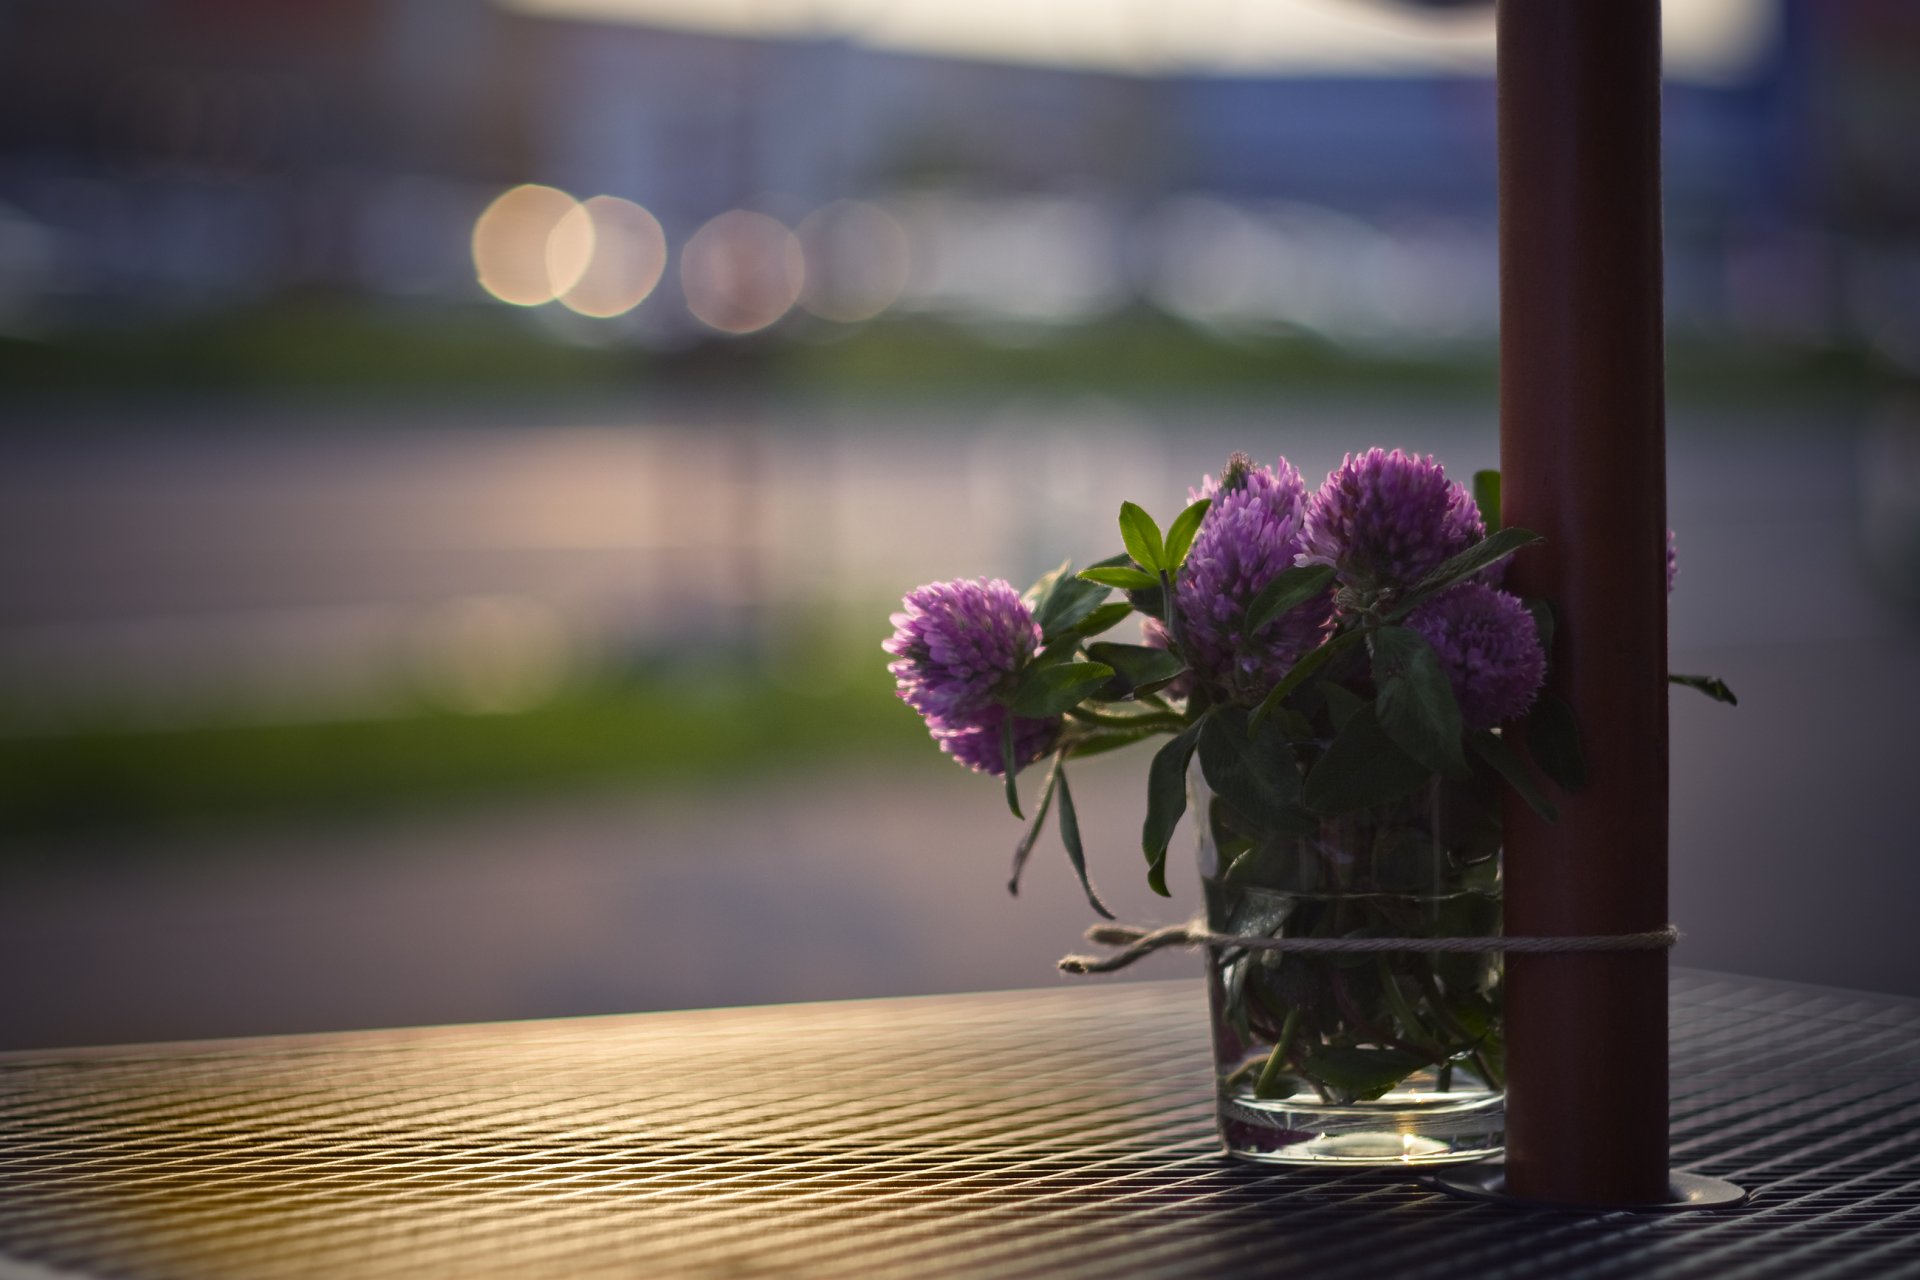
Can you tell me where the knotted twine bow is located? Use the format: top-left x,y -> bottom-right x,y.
1058,918 -> 1680,975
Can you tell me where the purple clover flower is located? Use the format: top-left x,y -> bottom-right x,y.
884,578 -> 1039,722
1404,582 -> 1546,731
1301,449 -> 1484,593
933,704 -> 1060,776
1169,453 -> 1334,702
883,577 -> 1058,775
1668,528 -> 1678,594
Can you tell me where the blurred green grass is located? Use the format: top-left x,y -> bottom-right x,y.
0,663 -> 925,847
0,298 -> 648,395
0,301 -> 1899,406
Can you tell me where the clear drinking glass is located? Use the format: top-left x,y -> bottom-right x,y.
1196,764 -> 1505,1166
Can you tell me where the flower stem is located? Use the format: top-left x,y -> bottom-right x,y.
1375,957 -> 1450,1065
1253,1006 -> 1302,1099
1414,969 -> 1479,1047
1064,706 -> 1186,732
1159,568 -> 1195,671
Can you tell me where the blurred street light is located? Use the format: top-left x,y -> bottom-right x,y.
559,196 -> 669,318
796,201 -> 910,324
473,184 -> 587,307
681,210 -> 805,334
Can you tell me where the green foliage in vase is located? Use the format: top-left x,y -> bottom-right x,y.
1203,777 -> 1507,1104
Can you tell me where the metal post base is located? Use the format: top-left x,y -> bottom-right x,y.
1427,1160 -> 1750,1212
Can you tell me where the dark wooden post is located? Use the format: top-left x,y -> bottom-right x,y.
1497,0 -> 1671,1205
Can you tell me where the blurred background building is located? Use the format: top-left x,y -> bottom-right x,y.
0,1 -> 1915,348
2,0 -> 1917,1048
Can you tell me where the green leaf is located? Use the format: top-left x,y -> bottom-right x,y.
1302,704 -> 1432,815
1085,642 -> 1186,699
1391,527 -> 1545,618
1250,628 -> 1366,728
1671,673 -> 1738,706
1270,706 -> 1317,742
1055,768 -> 1113,919
1142,719 -> 1203,896
1162,498 -> 1212,569
1468,729 -> 1557,822
1028,633 -> 1082,670
1525,690 -> 1587,790
1008,661 -> 1115,718
1198,704 -> 1303,827
1118,501 -> 1166,572
1006,755 -> 1061,895
1027,560 -> 1112,641
1473,469 -> 1502,534
1024,559 -> 1067,608
1069,600 -> 1133,638
1001,716 -> 1022,819
1078,566 -> 1160,591
1242,564 -> 1337,640
1320,682 -> 1366,733
1371,625 -> 1468,777
1297,1046 -> 1431,1103
1126,583 -> 1167,621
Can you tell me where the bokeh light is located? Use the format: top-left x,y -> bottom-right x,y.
559,196 -> 668,318
544,201 -> 597,301
680,210 -> 805,334
473,184 -> 586,307
887,193 -> 1123,326
796,200 -> 910,323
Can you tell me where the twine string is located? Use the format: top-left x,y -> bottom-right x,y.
1058,919 -> 1680,975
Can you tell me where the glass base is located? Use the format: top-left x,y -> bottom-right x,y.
1429,1161 -> 1750,1211
1217,1077 -> 1504,1167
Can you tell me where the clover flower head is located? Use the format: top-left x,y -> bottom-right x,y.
1301,449 -> 1485,592
933,703 -> 1060,777
884,577 -> 1041,725
884,578 -> 1058,775
1171,454 -> 1334,701
1404,582 -> 1546,731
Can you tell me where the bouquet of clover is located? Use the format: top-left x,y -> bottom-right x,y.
885,449 -> 1734,1107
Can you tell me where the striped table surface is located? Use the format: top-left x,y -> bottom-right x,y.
2,971 -> 1917,1279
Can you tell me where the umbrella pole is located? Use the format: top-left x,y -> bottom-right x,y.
1493,0 -> 1674,1207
